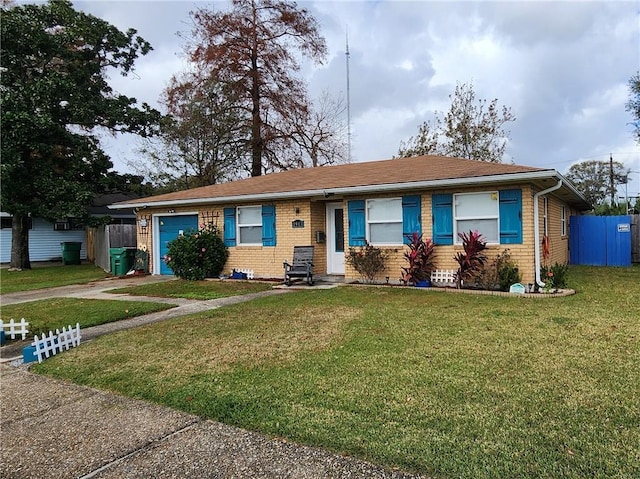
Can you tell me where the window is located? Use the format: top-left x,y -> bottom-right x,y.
53,218 -> 83,231
367,198 -> 403,244
348,196 -> 421,247
54,221 -> 70,231
432,190 -> 522,245
561,206 -> 566,236
224,206 -> 276,247
334,208 -> 345,252
237,206 -> 262,245
454,192 -> 499,244
1,217 -> 12,229
1,217 -> 34,229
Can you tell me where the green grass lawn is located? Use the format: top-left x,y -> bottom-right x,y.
108,279 -> 274,300
1,298 -> 175,337
34,266 -> 640,478
0,264 -> 110,294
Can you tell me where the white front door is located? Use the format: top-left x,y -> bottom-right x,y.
326,203 -> 345,275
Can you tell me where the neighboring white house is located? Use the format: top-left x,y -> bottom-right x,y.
0,213 -> 87,263
0,193 -> 138,264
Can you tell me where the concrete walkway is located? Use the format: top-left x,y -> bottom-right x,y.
0,276 -> 426,479
0,276 -> 294,360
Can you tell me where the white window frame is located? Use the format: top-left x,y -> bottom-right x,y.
453,191 -> 500,245
366,198 -> 403,245
561,205 -> 566,237
237,205 -> 262,246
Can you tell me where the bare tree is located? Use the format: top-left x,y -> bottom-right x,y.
135,75 -> 246,191
285,91 -> 349,168
183,0 -> 327,177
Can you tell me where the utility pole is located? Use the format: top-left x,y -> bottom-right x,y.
609,153 -> 615,205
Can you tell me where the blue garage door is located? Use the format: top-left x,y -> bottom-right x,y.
158,215 -> 199,275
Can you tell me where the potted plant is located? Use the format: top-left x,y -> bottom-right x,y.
401,232 -> 436,287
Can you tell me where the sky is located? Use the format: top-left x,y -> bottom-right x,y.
70,0 -> 640,198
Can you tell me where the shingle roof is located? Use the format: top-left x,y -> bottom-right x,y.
115,155 -> 557,208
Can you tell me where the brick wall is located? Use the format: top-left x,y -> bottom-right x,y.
136,183 -> 575,284
310,201 -> 327,273
225,199 -> 316,278
537,193 -> 573,268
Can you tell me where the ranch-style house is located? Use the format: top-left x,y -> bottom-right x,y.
110,155 -> 591,285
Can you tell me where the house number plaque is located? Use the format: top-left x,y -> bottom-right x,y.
291,220 -> 305,228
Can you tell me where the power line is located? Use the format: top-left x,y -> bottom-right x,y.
537,151 -> 640,169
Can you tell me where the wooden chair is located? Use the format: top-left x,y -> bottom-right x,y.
283,246 -> 314,286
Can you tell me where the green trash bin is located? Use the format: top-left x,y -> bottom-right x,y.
61,242 -> 82,265
110,247 -> 134,276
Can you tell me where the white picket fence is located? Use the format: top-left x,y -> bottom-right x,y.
431,269 -> 457,287
1,318 -> 30,340
30,323 -> 81,363
232,268 -> 255,279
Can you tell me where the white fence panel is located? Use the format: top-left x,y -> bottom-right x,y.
1,318 -> 30,340
31,323 -> 81,363
431,269 -> 457,287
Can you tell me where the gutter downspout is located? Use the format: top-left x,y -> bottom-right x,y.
534,179 -> 563,288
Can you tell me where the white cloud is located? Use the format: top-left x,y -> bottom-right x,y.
62,0 -> 639,179
571,83 -> 629,127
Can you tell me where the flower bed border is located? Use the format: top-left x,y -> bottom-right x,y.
345,282 -> 575,298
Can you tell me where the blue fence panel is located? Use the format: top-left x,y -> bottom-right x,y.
569,215 -> 631,267
605,216 -> 631,267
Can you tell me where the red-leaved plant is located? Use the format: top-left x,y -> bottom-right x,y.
401,232 -> 436,285
453,230 -> 488,289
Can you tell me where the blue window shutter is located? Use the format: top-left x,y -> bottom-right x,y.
261,205 -> 276,247
432,194 -> 453,245
402,195 -> 422,244
348,200 -> 366,246
499,189 -> 522,244
223,208 -> 236,247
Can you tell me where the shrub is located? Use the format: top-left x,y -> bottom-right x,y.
164,224 -> 229,281
541,262 -> 569,289
345,242 -> 389,283
453,230 -> 488,289
477,249 -> 521,291
476,258 -> 499,291
401,232 -> 436,285
497,252 -> 521,292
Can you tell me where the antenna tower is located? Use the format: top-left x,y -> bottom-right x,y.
346,28 -> 352,162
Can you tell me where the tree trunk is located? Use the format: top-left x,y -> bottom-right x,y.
10,213 -> 31,270
251,100 -> 262,177
250,54 -> 263,176
250,3 -> 262,177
